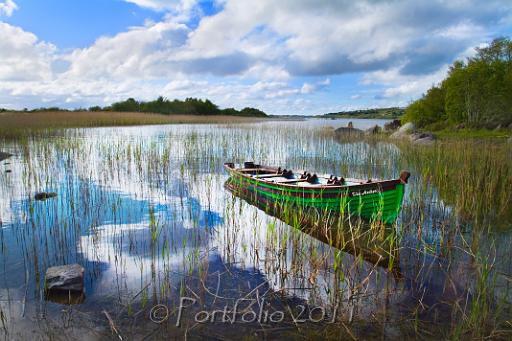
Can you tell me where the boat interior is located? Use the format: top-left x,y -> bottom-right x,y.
227,162 -> 373,187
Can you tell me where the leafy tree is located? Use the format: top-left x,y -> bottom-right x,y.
109,97 -> 267,117
112,98 -> 140,112
239,107 -> 267,117
405,37 -> 512,129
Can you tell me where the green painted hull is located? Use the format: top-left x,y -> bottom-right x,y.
226,167 -> 406,224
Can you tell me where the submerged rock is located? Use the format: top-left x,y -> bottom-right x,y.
45,290 -> 85,305
0,152 -> 12,162
35,192 -> 58,201
45,264 -> 85,292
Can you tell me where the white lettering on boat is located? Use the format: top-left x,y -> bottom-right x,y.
351,189 -> 381,196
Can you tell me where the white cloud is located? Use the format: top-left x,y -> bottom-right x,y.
0,0 -> 17,17
0,0 -> 511,113
123,0 -> 184,11
64,21 -> 190,80
300,78 -> 330,94
0,23 -> 55,81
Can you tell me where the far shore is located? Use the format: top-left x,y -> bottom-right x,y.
0,111 -> 269,130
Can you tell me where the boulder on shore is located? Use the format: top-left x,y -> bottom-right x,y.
45,264 -> 85,292
35,192 -> 58,201
397,122 -> 415,134
390,122 -> 415,139
409,132 -> 436,145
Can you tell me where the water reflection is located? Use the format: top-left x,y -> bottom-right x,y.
224,178 -> 401,273
0,120 -> 509,339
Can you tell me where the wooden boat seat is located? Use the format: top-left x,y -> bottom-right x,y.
238,168 -> 274,173
274,178 -> 304,183
254,173 -> 282,178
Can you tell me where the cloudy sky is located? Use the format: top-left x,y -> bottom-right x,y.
0,0 -> 511,114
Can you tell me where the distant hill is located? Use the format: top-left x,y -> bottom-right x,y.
322,107 -> 404,119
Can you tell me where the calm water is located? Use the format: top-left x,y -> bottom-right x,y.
0,119 -> 510,340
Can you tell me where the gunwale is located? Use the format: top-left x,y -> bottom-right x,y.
224,163 -> 409,194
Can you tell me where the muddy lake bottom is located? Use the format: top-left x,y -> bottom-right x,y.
0,119 -> 510,340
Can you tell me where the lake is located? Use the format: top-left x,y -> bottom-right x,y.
0,118 -> 510,340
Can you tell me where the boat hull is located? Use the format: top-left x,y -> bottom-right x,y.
225,166 -> 406,224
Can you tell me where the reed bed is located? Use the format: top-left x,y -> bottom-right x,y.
0,111 -> 264,139
0,122 -> 510,340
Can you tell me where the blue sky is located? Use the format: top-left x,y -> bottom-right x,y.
0,0 -> 511,114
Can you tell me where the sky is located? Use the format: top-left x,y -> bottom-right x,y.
0,0 -> 511,115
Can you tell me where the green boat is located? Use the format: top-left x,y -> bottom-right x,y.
224,162 -> 410,224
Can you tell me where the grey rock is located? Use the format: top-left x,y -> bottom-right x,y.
390,122 -> 416,139
389,131 -> 401,139
410,132 -> 436,145
45,264 -> 84,292
413,138 -> 435,145
35,192 -> 58,201
397,122 -> 415,134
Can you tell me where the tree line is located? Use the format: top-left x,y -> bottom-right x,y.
1,97 -> 268,117
323,107 -> 404,119
403,37 -> 512,129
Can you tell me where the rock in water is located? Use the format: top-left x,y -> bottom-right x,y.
365,125 -> 382,135
0,152 -> 12,162
35,192 -> 58,201
384,119 -> 401,131
335,127 -> 363,137
45,264 -> 85,292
